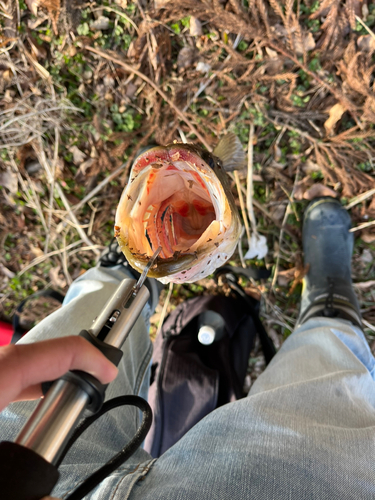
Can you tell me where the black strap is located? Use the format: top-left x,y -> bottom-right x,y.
228,279 -> 276,364
12,289 -> 65,343
214,268 -> 276,364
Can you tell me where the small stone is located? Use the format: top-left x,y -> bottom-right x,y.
196,61 -> 211,73
83,70 -> 93,81
103,75 -> 115,87
361,248 -> 373,264
69,146 -> 86,165
91,16 -> 110,31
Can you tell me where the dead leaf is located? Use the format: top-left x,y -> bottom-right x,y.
278,267 -> 296,287
0,168 -> 18,194
357,35 -> 375,52
190,17 -> 203,36
302,159 -> 321,175
324,103 -> 346,135
29,245 -> 44,258
270,203 -> 287,221
265,47 -> 278,59
354,280 -> 375,290
127,40 -> 137,59
265,46 -> 284,75
75,158 -> 95,180
361,231 -> 375,243
25,0 -> 60,35
288,264 -> 310,296
272,144 -> 282,161
303,183 -> 338,200
125,82 -> 137,99
154,0 -> 171,8
177,47 -> 195,71
114,0 -> 127,8
303,32 -> 316,52
294,176 -> 313,200
69,146 -> 86,165
368,196 -> 375,217
3,89 -> 15,104
25,0 -> 40,16
27,33 -> 47,60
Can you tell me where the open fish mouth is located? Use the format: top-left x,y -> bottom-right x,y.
115,144 -> 241,283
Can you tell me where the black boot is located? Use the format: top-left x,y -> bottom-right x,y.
297,197 -> 362,328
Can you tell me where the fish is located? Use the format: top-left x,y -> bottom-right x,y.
115,133 -> 245,284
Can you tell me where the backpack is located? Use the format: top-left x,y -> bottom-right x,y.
144,268 -> 276,457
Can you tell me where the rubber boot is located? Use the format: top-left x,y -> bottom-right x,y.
297,197 -> 362,328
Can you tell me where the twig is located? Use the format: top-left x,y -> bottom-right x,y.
182,34 -> 242,112
182,74 -> 216,113
271,167 -> 300,290
44,126 -> 59,253
5,51 -> 22,96
229,174 -> 298,241
9,155 -> 48,233
280,184 -> 299,222
246,123 -> 257,234
346,188 -> 375,210
259,285 -> 296,329
67,244 -> 104,258
156,283 -> 173,337
268,41 -> 357,116
73,126 -> 156,212
18,40 -> 51,82
234,170 -> 251,246
61,235 -> 73,286
237,231 -> 246,268
18,240 -> 84,276
362,318 -> 375,333
177,127 -> 188,144
349,220 -> 375,233
73,160 -> 129,212
87,200 -> 98,236
355,15 -> 375,41
91,6 -> 139,32
34,140 -> 98,254
263,112 -> 318,145
82,45 -> 211,151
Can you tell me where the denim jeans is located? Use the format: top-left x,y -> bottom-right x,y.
1,267 -> 375,499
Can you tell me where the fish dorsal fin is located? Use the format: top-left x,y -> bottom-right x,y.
213,133 -> 246,171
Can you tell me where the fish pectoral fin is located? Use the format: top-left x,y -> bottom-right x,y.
213,132 -> 246,172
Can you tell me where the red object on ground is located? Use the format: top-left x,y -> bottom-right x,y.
0,321 -> 13,346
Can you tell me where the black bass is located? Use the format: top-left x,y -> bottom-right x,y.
115,133 -> 244,283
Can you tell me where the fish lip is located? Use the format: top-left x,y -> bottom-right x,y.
132,144 -> 212,176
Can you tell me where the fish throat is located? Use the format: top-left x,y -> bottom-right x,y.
141,158 -> 216,259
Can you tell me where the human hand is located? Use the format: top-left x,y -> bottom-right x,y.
0,336 -> 118,412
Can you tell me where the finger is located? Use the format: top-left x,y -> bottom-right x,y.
16,383 -> 44,401
0,336 -> 118,411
